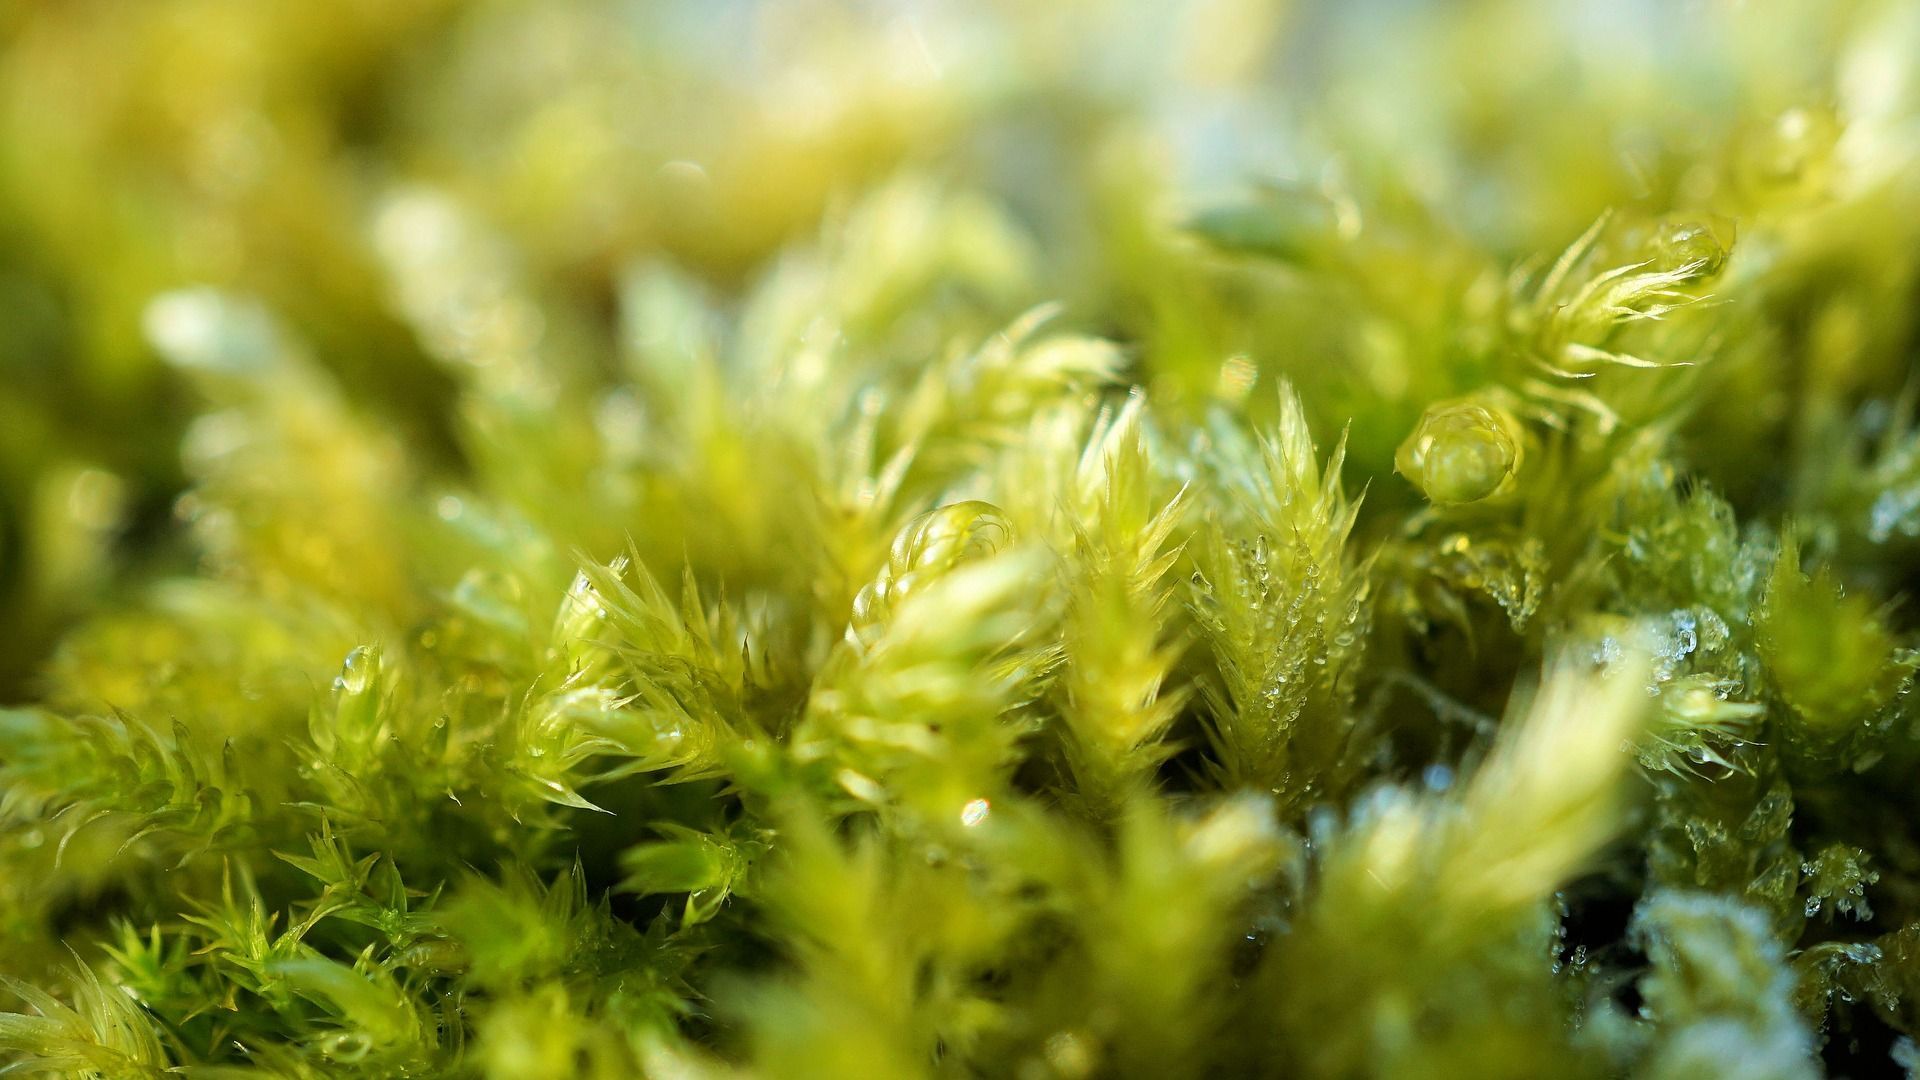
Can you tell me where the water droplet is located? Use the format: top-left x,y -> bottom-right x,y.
1671,610 -> 1698,656
336,645 -> 377,696
960,798 -> 991,827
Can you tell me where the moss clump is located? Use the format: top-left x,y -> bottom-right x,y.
4,1 -> 1920,1077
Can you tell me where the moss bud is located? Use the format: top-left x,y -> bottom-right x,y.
1395,396 -> 1526,506
1650,215 -> 1735,281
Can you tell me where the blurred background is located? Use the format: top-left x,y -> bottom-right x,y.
2,0 -> 1915,700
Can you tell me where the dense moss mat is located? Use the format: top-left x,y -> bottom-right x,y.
5,1 -> 1920,1076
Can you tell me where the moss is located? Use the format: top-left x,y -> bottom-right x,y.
4,1 -> 1920,1077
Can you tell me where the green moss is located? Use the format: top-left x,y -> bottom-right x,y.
3,1 -> 1920,1077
